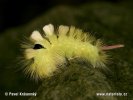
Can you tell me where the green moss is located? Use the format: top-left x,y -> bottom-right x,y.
29,60 -> 117,100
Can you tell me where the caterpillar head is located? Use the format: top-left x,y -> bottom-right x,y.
21,24 -> 124,80
22,24 -> 66,80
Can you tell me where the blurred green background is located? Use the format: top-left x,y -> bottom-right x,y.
0,0 -> 133,100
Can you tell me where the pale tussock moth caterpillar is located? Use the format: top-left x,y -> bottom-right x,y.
21,24 -> 124,80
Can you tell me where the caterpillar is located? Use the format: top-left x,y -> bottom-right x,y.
21,24 -> 124,80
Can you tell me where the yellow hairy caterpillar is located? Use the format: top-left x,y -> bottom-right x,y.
21,24 -> 124,80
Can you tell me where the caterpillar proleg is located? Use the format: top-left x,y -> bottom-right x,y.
21,24 -> 124,80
